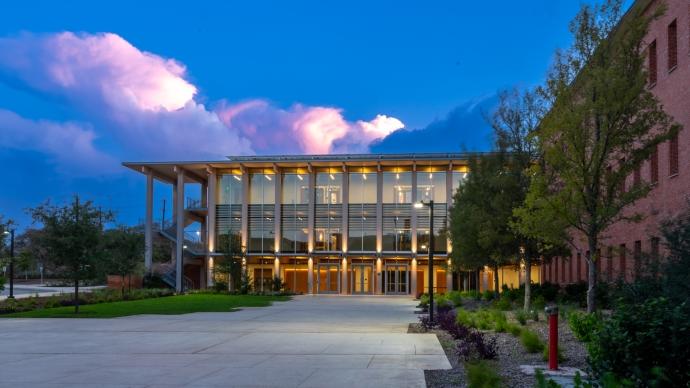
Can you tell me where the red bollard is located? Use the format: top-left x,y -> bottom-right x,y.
545,306 -> 559,370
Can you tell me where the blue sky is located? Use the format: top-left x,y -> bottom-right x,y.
0,1 -> 627,228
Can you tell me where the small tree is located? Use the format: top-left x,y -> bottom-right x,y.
103,226 -> 144,297
29,196 -> 113,313
529,0 -> 680,313
214,233 -> 243,291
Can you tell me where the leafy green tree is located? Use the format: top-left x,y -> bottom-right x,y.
526,0 -> 680,313
449,153 -> 520,296
103,226 -> 144,297
29,196 -> 113,313
215,233 -> 243,291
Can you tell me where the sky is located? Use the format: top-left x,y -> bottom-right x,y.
0,0 -> 628,229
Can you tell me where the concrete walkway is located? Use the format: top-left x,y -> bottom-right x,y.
0,284 -> 106,300
0,295 -> 450,387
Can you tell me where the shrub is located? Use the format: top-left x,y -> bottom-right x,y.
532,295 -> 546,311
588,297 -> 690,386
418,293 -> 430,309
531,309 -> 540,322
212,281 -> 228,293
507,323 -> 522,337
533,281 -> 559,302
567,310 -> 601,343
493,296 -> 512,311
514,309 -> 528,325
446,291 -> 463,307
501,284 -> 521,302
482,290 -> 495,301
457,331 -> 498,361
0,276 -> 5,292
435,294 -> 454,313
520,329 -> 544,353
465,361 -> 501,388
456,308 -> 476,328
418,314 -> 437,331
562,281 -> 588,307
461,290 -> 481,300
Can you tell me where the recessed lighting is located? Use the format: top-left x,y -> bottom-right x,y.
265,175 -> 272,181
329,173 -> 335,180
233,175 -> 241,181
297,174 -> 303,180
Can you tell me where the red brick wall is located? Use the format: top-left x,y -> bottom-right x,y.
552,0 -> 690,286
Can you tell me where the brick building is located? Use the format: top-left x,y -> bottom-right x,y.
544,0 -> 690,285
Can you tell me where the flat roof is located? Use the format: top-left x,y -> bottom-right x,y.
122,152 -> 486,184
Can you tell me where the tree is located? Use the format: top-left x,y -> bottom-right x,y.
449,152 -> 521,297
103,227 -> 144,297
488,90 -> 564,311
214,233 -> 243,291
527,0 -> 680,313
29,196 -> 113,313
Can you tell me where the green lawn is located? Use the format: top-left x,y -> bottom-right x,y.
2,294 -> 290,318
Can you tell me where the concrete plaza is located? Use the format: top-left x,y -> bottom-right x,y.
0,295 -> 450,387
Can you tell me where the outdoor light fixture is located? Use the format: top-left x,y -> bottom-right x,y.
183,245 -> 188,249
2,229 -> 13,299
416,200 -> 436,321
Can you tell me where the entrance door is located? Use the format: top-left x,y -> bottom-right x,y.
316,264 -> 340,293
385,264 -> 409,294
351,264 -> 373,294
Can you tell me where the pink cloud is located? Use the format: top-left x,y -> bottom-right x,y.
216,101 -> 404,154
0,32 -> 403,174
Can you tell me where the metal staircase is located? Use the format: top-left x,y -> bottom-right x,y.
156,219 -> 205,290
157,262 -> 194,291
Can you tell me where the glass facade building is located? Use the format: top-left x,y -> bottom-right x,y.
128,153 -> 477,295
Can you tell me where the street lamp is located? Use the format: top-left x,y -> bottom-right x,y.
414,200 -> 434,321
2,229 -> 15,299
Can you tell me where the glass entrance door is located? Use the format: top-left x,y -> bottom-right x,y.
385,264 -> 409,294
316,264 -> 340,293
351,264 -> 373,294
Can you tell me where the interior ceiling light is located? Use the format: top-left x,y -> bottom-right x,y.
265,174 -> 272,181
297,175 -> 303,181
233,175 -> 241,181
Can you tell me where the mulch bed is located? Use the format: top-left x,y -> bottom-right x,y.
412,307 -> 588,387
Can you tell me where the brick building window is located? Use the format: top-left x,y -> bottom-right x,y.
577,252 -> 582,281
554,258 -> 559,283
669,133 -> 679,176
668,20 -> 677,71
650,144 -> 659,183
585,250 -> 590,280
619,244 -> 627,281
619,159 -> 626,193
562,256 -> 566,283
649,39 -> 657,84
651,237 -> 660,259
633,165 -> 641,187
568,254 -> 573,283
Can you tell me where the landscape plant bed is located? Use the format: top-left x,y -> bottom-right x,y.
2,293 -> 291,318
418,305 -> 587,388
0,288 -> 175,315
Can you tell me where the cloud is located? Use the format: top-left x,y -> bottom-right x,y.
216,100 -> 403,154
0,31 -> 403,174
0,109 -> 117,176
370,95 -> 498,154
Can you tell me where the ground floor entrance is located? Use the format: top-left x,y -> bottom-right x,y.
316,263 -> 340,294
384,264 -> 409,295
350,264 -> 373,294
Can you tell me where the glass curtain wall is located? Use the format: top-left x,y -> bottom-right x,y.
281,169 -> 309,253
450,169 -> 468,202
416,166 -> 447,253
248,169 -> 275,253
382,168 -> 412,251
216,170 -> 243,252
348,167 -> 377,252
314,168 -> 342,251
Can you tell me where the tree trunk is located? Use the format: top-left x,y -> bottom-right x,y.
586,237 -> 598,313
524,257 -> 532,311
493,263 -> 500,297
74,278 -> 79,314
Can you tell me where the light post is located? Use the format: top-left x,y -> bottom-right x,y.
415,200 -> 434,321
3,229 -> 15,299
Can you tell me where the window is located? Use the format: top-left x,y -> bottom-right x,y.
216,172 -> 243,252
280,171 -> 309,253
651,237 -> 660,259
561,256 -> 566,283
650,144 -> 659,183
649,39 -> 657,85
633,165 -> 641,187
669,133 -> 679,176
416,168 -> 447,253
577,252 -> 582,281
314,169 -> 342,251
248,171 -> 275,254
348,167 -> 377,252
382,169 -> 412,251
568,254 -> 573,283
619,158 -> 626,194
668,20 -> 677,71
